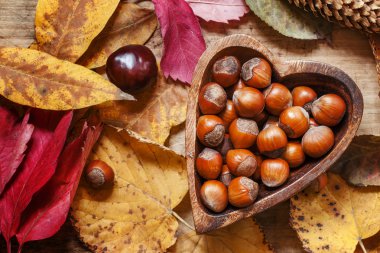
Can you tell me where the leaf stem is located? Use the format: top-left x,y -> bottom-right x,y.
6,240 -> 11,253
358,239 -> 367,253
17,243 -> 23,253
172,211 -> 195,231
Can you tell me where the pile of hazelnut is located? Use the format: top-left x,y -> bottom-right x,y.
196,56 -> 346,213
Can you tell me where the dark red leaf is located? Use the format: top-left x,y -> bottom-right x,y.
16,120 -> 102,246
0,110 -> 72,250
0,107 -> 34,195
153,0 -> 206,84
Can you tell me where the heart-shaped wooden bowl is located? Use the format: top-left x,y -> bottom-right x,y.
186,34 -> 363,233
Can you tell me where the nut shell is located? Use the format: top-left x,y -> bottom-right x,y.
226,79 -> 246,99
200,180 -> 228,213
199,82 -> 227,114
261,158 -> 290,187
85,160 -> 115,188
257,125 -> 288,158
241,58 -> 272,89
228,176 -> 259,208
232,87 -> 265,118
219,100 -> 238,130
226,149 -> 257,177
196,148 -> 223,179
212,56 -> 241,87
219,165 -> 232,186
216,134 -> 233,162
302,126 -> 335,158
292,86 -> 317,110
278,106 -> 310,138
263,83 -> 293,116
311,94 -> 346,126
229,118 -> 259,149
197,115 -> 225,147
281,142 -> 305,168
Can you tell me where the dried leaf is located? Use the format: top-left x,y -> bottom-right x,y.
165,123 -> 186,156
0,111 -> 72,248
71,126 -> 188,253
245,0 -> 332,40
78,2 -> 157,69
186,0 -> 249,23
98,70 -> 188,144
332,135 -> 380,187
152,0 -> 206,84
35,0 -> 119,62
169,194 -> 272,253
0,48 -> 133,110
0,107 -> 34,195
16,120 -> 102,247
290,173 -> 380,253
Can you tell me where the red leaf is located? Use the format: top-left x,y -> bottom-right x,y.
0,110 -> 72,250
16,120 -> 102,246
153,0 -> 206,84
186,0 -> 249,23
0,107 -> 34,195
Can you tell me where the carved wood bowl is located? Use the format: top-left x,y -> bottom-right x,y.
185,34 -> 363,233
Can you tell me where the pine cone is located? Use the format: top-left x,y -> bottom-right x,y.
289,0 -> 380,33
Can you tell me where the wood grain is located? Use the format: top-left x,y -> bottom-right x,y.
0,0 -> 379,251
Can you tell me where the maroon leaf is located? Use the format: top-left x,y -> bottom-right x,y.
16,119 -> 102,247
0,107 -> 34,195
0,110 -> 72,251
153,0 -> 206,84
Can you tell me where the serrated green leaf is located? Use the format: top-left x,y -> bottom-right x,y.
245,0 -> 332,40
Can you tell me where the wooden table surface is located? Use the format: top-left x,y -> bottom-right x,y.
0,0 -> 379,252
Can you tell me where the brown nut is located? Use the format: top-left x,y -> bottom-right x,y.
229,118 -> 259,149
212,56 -> 241,87
311,94 -> 346,126
263,116 -> 279,130
196,115 -> 225,147
85,160 -> 115,189
252,154 -> 263,181
228,176 -> 259,208
200,180 -> 228,213
261,158 -> 290,187
241,57 -> 272,89
216,134 -> 234,162
198,82 -> 227,114
219,165 -> 232,187
252,110 -> 269,129
302,126 -> 335,158
196,148 -> 223,179
219,100 -> 238,130
281,142 -> 305,168
232,87 -> 265,118
263,83 -> 293,116
226,149 -> 257,177
291,86 -> 317,112
226,79 -> 246,99
278,106 -> 310,138
257,125 -> 288,158
309,173 -> 328,193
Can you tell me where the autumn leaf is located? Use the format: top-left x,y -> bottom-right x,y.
97,69 -> 188,144
165,123 -> 186,156
71,126 -> 188,253
186,0 -> 249,23
0,111 -> 72,250
34,0 -> 119,62
16,119 -> 102,248
332,135 -> 380,187
78,2 -> 158,69
0,107 -> 34,195
169,194 -> 272,253
290,173 -> 380,253
0,47 -> 133,110
245,0 -> 332,40
152,0 -> 206,84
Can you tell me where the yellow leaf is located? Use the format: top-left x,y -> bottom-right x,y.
78,2 -> 158,69
97,69 -> 188,144
35,0 -> 119,62
71,126 -> 188,253
168,195 -> 273,253
290,173 -> 380,253
0,48 -> 133,110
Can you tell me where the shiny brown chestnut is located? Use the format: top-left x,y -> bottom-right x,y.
302,126 -> 335,158
281,142 -> 305,168
291,86 -> 317,111
309,118 -> 319,128
197,115 -> 225,147
278,106 -> 310,138
232,87 -> 265,118
226,149 -> 257,177
226,79 -> 246,98
252,154 -> 263,181
311,94 -> 346,126
263,83 -> 293,116
199,82 -> 227,115
85,160 -> 115,188
261,158 -> 290,187
309,173 -> 328,193
219,165 -> 232,186
219,100 -> 238,130
106,45 -> 157,92
212,56 -> 241,87
252,110 -> 269,129
263,116 -> 279,129
200,180 -> 228,213
241,57 -> 272,89
196,148 -> 223,179
228,176 -> 259,208
229,118 -> 259,149
217,134 -> 233,162
257,125 -> 288,158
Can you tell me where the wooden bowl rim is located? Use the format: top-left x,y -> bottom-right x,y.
186,34 -> 363,233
